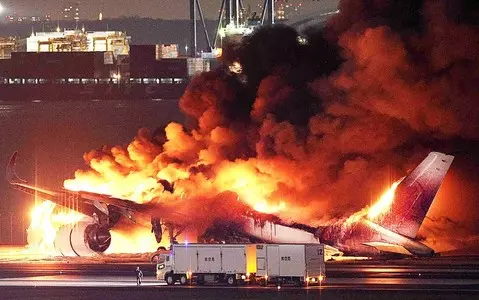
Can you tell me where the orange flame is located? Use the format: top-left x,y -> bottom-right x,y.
27,200 -> 166,255
107,228 -> 166,254
27,200 -> 84,254
367,179 -> 402,220
214,161 -> 287,214
344,179 -> 402,226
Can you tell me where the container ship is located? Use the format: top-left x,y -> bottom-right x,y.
0,30 -> 212,101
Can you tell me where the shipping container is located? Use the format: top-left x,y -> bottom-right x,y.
187,57 -> 210,76
156,44 -> 179,59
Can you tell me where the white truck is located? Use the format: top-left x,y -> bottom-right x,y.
156,244 -> 257,285
255,243 -> 326,286
156,243 -> 326,286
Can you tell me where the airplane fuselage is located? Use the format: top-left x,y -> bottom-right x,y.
317,218 -> 434,257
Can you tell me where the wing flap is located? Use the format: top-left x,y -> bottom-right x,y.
363,242 -> 413,256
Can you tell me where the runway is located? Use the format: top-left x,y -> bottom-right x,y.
0,277 -> 477,300
1,275 -> 479,289
0,258 -> 478,299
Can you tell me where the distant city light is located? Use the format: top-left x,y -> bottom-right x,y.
0,4 -> 4,14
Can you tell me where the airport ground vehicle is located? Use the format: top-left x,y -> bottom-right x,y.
156,244 -> 257,285
155,243 -> 325,286
255,244 -> 325,286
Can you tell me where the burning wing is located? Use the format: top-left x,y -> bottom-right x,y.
6,152 -> 186,256
7,152 -> 143,221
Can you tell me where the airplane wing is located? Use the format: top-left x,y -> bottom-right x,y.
7,152 -> 144,217
6,152 -> 187,224
7,152 -> 193,255
363,242 -> 413,256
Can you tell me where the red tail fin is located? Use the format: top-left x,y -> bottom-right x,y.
376,152 -> 454,239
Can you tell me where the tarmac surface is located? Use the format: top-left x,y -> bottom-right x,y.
0,257 -> 478,299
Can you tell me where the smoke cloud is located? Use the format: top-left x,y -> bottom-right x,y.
65,0 -> 479,251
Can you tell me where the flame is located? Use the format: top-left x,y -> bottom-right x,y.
367,179 -> 402,220
344,179 -> 402,226
27,200 -> 84,254
64,172 -> 160,204
214,161 -> 286,214
29,158 -> 288,254
27,166 -> 403,255
27,200 -> 167,255
107,228 -> 166,254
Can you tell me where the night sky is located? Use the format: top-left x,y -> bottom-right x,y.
0,1 -> 339,20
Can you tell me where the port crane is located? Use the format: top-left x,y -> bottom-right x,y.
188,0 -> 277,57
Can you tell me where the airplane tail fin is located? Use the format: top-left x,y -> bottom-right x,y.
6,152 -> 27,184
375,152 -> 454,239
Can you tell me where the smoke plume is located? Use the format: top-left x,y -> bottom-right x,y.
65,0 -> 479,252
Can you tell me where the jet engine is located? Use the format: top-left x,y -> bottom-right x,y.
54,221 -> 111,256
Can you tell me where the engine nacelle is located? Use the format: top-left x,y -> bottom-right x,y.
54,221 -> 111,256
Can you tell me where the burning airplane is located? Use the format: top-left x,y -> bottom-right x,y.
6,0 -> 478,258
7,151 -> 453,257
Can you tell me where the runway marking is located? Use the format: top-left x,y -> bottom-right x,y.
0,275 -> 478,292
0,281 -> 478,293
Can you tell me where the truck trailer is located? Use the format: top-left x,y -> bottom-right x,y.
255,244 -> 325,286
156,243 -> 325,286
156,244 -> 257,285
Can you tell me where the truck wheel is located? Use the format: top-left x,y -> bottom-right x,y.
179,275 -> 188,285
166,274 -> 175,286
259,278 -> 267,287
227,275 -> 237,286
294,280 -> 304,287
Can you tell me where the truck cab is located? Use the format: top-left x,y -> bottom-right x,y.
156,253 -> 173,281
